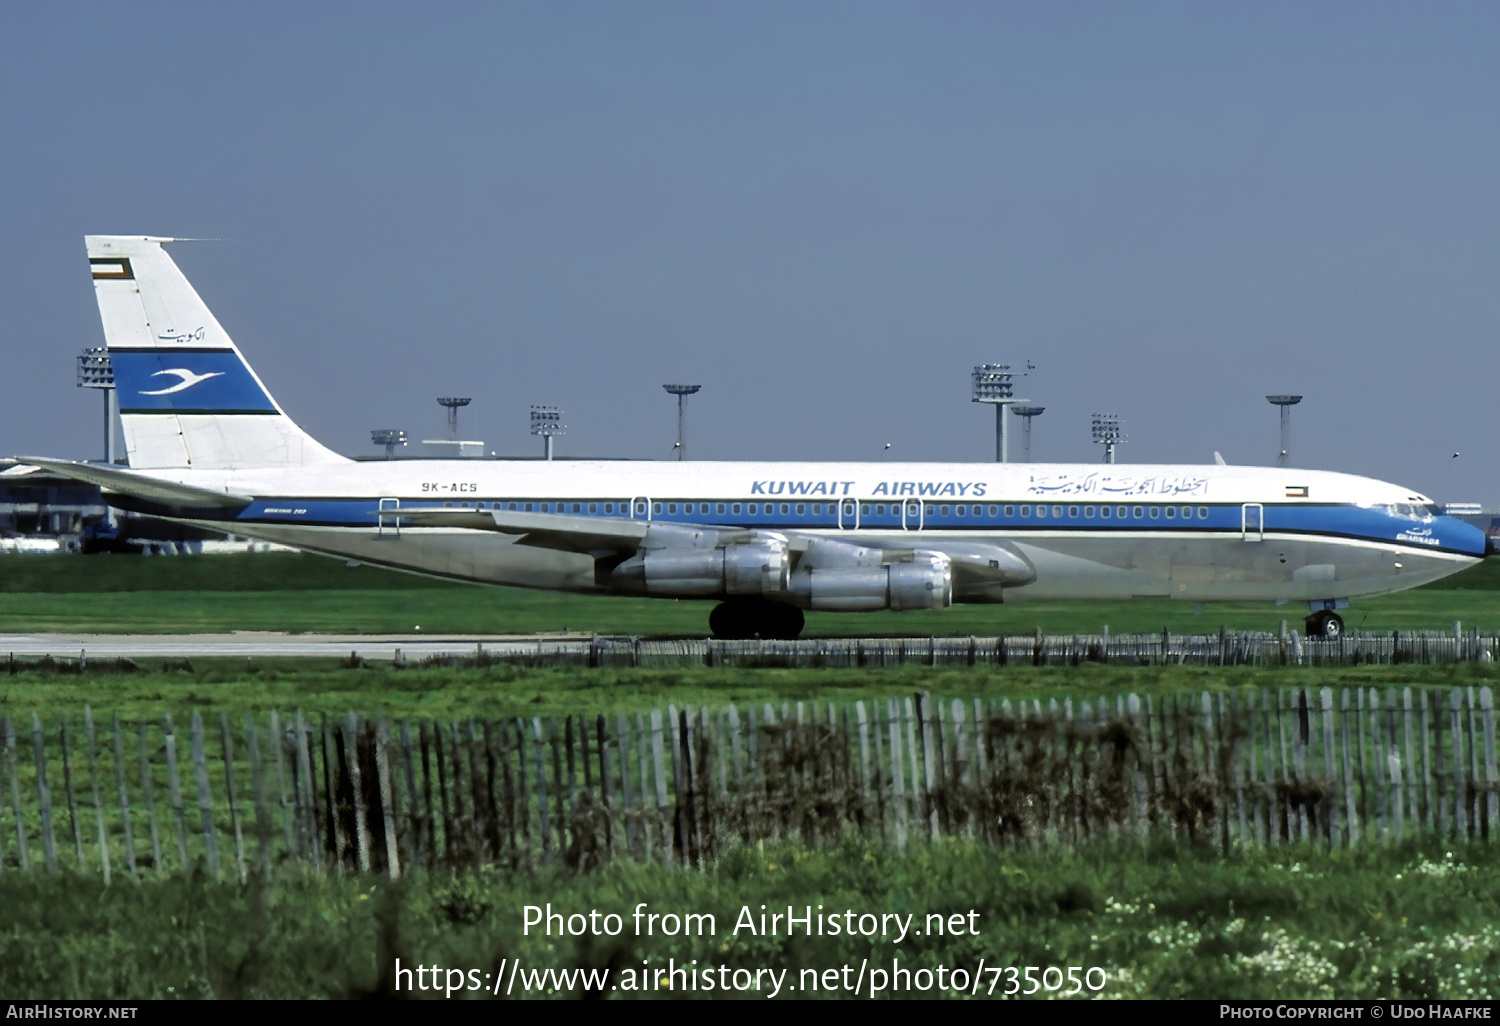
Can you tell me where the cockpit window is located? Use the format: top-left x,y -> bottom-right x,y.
1422,503 -> 1442,516
1392,504 -> 1415,518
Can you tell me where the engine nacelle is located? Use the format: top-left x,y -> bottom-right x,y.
610,536 -> 790,597
787,549 -> 953,611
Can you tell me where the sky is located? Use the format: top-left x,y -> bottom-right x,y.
2,3 -> 1497,502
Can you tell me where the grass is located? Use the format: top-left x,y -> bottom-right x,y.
3,659 -> 1497,723
1,553 -> 1500,636
3,836 -> 1498,999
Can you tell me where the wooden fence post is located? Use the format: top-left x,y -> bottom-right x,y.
189,711 -> 220,877
5,716 -> 31,872
161,713 -> 187,873
220,713 -> 248,883
245,712 -> 272,877
375,720 -> 400,879
136,717 -> 163,874
30,714 -> 57,872
58,719 -> 85,870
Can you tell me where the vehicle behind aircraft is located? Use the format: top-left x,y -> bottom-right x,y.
17,236 -> 1490,640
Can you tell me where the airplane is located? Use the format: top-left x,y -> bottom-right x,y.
15,236 -> 1491,641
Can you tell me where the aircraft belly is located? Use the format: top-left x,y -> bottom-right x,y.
180,522 -> 599,591
1004,535 -> 1478,603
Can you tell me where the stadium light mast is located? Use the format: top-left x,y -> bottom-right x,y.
1091,413 -> 1124,464
370,429 -> 407,460
530,406 -> 564,461
971,363 -> 1031,462
1010,406 -> 1045,463
1266,395 -> 1302,468
77,347 -> 116,464
436,397 -> 471,439
662,384 -> 700,460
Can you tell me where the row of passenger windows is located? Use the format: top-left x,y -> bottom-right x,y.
440,499 -> 1214,521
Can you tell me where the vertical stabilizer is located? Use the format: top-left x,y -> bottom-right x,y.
86,236 -> 347,470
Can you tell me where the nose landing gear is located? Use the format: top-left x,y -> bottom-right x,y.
709,597 -> 805,640
1306,610 -> 1345,638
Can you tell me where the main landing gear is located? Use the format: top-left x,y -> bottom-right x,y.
1305,610 -> 1345,639
709,597 -> 805,640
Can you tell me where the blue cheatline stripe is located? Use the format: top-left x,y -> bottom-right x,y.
214,498 -> 1488,557
112,348 -> 276,414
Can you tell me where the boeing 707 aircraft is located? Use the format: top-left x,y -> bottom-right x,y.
16,236 -> 1489,640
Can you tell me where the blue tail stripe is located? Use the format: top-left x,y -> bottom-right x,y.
112,349 -> 276,413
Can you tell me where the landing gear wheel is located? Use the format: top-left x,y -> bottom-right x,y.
761,602 -> 805,641
1305,610 -> 1345,639
708,599 -> 805,640
709,601 -> 755,640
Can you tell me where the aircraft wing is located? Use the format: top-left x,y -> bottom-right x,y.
399,507 -> 759,556
11,457 -> 251,509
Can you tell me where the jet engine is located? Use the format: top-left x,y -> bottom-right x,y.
784,537 -> 953,611
608,525 -> 790,597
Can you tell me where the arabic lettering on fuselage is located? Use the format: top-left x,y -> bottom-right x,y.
1025,472 -> 1209,497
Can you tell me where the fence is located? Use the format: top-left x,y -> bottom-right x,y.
2,685 -> 1496,879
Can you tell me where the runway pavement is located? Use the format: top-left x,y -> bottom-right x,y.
0,632 -> 597,661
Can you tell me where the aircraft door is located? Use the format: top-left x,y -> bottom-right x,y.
1242,503 -> 1264,542
837,499 -> 860,530
630,496 -> 652,521
900,500 -> 923,531
377,497 -> 401,538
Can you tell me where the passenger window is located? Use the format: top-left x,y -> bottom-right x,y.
716,503 -> 726,514
796,504 -> 806,515
1053,505 -> 1064,517
732,503 -> 742,515
956,505 -> 966,517
588,503 -> 597,513
1197,506 -> 1208,519
652,503 -> 662,514
603,502 -> 613,514
924,505 -> 935,515
940,505 -> 951,516
1036,505 -> 1047,518
748,503 -> 758,515
1132,506 -> 1143,518
1003,505 -> 1014,517
1149,506 -> 1160,519
1084,506 -> 1095,518
1100,506 -> 1110,518
1067,505 -> 1078,517
973,505 -> 983,516
1164,506 -> 1175,519
508,502 -> 518,511
780,503 -> 790,515
1020,505 -> 1030,517
524,502 -> 533,512
860,504 -> 871,515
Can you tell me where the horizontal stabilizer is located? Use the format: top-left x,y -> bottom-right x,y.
12,457 -> 250,509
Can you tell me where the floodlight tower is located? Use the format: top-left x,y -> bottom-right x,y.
1010,406 -> 1045,463
1266,395 -> 1302,468
371,429 -> 407,460
436,397 -> 471,438
1091,413 -> 1124,464
662,384 -> 700,460
530,406 -> 564,461
971,363 -> 1030,462
77,347 -> 117,464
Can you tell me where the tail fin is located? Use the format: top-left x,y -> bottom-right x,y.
86,236 -> 347,470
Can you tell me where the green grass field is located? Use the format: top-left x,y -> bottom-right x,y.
2,552 -> 1500,636
3,837 -> 1498,999
3,659 -> 1496,723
